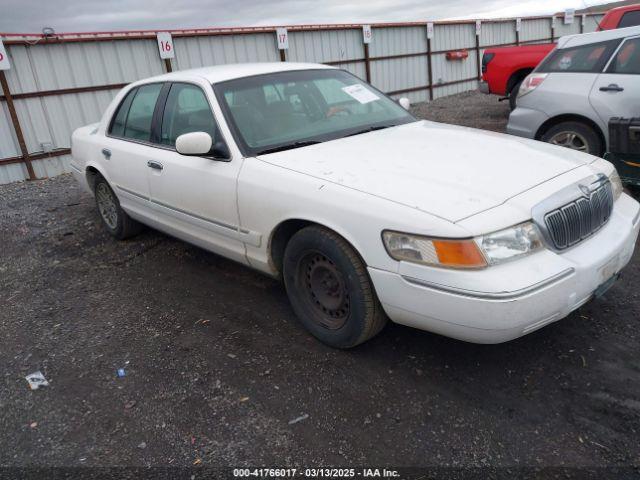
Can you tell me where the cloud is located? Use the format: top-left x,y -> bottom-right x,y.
0,0 -> 609,33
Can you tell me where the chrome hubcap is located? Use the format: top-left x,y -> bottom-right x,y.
549,131 -> 589,153
96,183 -> 118,229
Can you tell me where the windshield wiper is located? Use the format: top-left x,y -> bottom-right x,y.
344,124 -> 397,137
256,140 -> 322,155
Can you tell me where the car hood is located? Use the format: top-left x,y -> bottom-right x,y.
256,120 -> 595,223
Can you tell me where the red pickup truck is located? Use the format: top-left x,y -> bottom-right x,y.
480,3 -> 640,110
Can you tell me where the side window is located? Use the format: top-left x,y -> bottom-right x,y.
160,83 -> 218,147
538,40 -> 620,73
109,88 -> 137,137
123,83 -> 163,142
607,38 -> 640,75
619,11 -> 640,28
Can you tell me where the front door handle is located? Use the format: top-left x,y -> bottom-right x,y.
599,84 -> 624,92
147,160 -> 163,171
101,148 -> 111,159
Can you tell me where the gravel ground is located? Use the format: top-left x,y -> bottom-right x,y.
1,92 -> 640,475
411,90 -> 510,133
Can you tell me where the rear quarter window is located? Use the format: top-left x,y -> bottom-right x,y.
538,39 -> 620,73
618,11 -> 640,28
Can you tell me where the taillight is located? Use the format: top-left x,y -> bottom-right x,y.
517,73 -> 548,98
481,52 -> 495,74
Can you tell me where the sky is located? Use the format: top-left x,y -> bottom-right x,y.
0,0 -> 611,33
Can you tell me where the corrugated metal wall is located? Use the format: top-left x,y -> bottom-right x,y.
0,12 -> 604,183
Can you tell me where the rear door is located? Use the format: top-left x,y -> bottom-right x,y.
145,81 -> 248,264
589,36 -> 640,140
103,82 -> 164,219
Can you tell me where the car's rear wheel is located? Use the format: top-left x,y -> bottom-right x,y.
283,225 -> 387,348
541,121 -> 603,156
94,176 -> 143,240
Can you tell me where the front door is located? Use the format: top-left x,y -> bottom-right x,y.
145,81 -> 247,264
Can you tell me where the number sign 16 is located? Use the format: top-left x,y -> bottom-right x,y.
362,25 -> 372,44
156,32 -> 175,59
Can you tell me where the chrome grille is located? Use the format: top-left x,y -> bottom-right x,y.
544,181 -> 613,250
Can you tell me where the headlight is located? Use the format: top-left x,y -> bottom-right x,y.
476,222 -> 543,266
609,169 -> 623,201
383,222 -> 543,269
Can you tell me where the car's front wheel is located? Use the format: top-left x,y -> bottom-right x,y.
94,176 -> 143,240
283,226 -> 387,348
540,121 -> 603,156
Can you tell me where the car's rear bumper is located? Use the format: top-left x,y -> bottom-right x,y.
369,194 -> 640,343
506,106 -> 549,139
478,81 -> 491,94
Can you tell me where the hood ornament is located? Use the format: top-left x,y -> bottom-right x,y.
578,184 -> 592,197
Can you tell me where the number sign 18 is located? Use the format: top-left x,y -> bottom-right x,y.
0,40 -> 10,70
156,32 -> 175,59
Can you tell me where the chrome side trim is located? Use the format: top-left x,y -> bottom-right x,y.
401,267 -> 575,301
115,184 -> 150,201
70,163 -> 82,173
152,199 -> 238,232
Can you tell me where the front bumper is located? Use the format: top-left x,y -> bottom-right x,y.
478,81 -> 490,94
369,194 -> 640,344
506,106 -> 549,140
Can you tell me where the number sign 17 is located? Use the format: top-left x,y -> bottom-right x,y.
156,32 -> 175,59
276,28 -> 288,50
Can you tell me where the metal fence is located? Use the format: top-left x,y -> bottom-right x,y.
0,12 -> 604,184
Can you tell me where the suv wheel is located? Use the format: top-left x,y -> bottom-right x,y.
508,80 -> 523,111
541,121 -> 603,156
283,226 -> 387,348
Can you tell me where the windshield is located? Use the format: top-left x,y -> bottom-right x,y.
214,69 -> 416,155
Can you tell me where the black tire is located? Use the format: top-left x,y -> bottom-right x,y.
508,80 -> 522,111
541,121 -> 603,157
283,225 -> 387,348
93,176 -> 143,240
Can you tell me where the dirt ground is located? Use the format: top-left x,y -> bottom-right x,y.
1,92 -> 640,475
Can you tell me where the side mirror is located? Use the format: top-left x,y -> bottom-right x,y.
176,132 -> 213,156
398,97 -> 411,110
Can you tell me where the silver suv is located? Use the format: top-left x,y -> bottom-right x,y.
507,26 -> 640,156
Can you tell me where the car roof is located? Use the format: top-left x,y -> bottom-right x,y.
558,24 -> 640,49
132,62 -> 335,86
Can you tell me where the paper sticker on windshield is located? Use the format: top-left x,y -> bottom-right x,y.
342,84 -> 379,104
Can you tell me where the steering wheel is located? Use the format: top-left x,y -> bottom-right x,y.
326,106 -> 352,118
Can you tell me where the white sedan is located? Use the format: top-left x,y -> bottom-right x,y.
70,62 -> 640,348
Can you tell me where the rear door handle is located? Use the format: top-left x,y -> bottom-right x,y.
101,148 -> 111,159
147,160 -> 163,171
599,84 -> 624,92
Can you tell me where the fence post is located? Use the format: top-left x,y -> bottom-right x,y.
475,24 -> 481,81
0,70 -> 36,180
164,58 -> 173,72
550,17 -> 556,42
515,19 -> 520,46
426,37 -> 434,101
